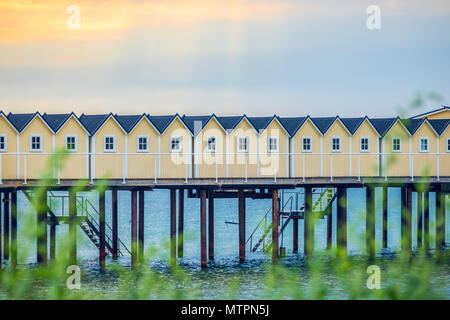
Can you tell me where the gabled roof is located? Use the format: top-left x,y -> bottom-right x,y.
310,117 -> 337,135
410,106 -> 450,119
42,113 -> 71,132
216,116 -> 244,131
341,117 -> 366,135
7,112 -> 36,132
278,117 -> 307,137
428,119 -> 450,135
147,114 -> 177,134
247,116 -> 275,133
369,118 -> 397,137
400,118 -> 426,135
182,115 -> 213,135
79,113 -> 110,135
0,111 -> 19,133
115,114 -> 143,134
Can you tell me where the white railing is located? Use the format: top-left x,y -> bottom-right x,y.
0,152 -> 448,185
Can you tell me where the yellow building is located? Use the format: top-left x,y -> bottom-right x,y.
412,106 -> 450,120
0,111 -> 19,180
43,112 -> 90,180
150,114 -> 192,179
430,119 -> 450,178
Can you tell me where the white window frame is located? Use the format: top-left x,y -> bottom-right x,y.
360,136 -> 370,152
65,135 -> 78,152
331,136 -> 341,152
302,136 -> 312,152
392,137 -> 402,152
170,136 -> 182,152
137,135 -> 149,153
447,138 -> 450,153
268,136 -> 279,153
206,136 -> 217,153
238,136 -> 248,153
419,137 -> 429,153
0,135 -> 6,152
30,134 -> 42,152
104,135 -> 116,153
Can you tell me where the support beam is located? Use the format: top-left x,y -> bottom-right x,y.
170,189 -> 177,267
424,191 -> 430,251
417,191 -> 423,248
99,189 -> 106,268
200,190 -> 207,268
366,186 -> 375,259
177,189 -> 184,258
3,192 -> 10,260
304,187 -> 313,258
238,189 -> 245,263
49,224 -> 56,261
435,187 -> 445,256
0,194 -> 2,269
11,191 -> 17,267
326,213 -> 332,250
36,190 -> 47,265
131,190 -> 138,268
111,189 -> 118,260
293,218 -> 299,253
401,187 -> 412,255
272,189 -> 279,264
138,190 -> 145,263
336,188 -> 347,258
69,188 -> 77,264
208,190 -> 215,261
382,186 -> 388,248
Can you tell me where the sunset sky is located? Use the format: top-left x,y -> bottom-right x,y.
1,0 -> 449,117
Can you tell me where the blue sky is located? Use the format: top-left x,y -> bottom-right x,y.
0,0 -> 449,117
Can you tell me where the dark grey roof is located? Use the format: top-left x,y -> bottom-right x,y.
429,119 -> 450,135
115,114 -> 143,133
341,117 -> 365,135
147,115 -> 177,134
216,116 -> 244,131
181,115 -> 212,135
400,118 -> 424,135
7,112 -> 37,132
42,113 -> 71,132
278,117 -> 307,136
310,117 -> 336,134
369,118 -> 397,137
79,114 -> 110,135
247,116 -> 275,132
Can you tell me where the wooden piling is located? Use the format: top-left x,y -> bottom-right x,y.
3,192 -> 10,260
238,189 -> 245,263
177,189 -> 184,258
382,186 -> 388,248
69,188 -> 77,264
424,191 -> 430,251
208,190 -> 215,261
366,186 -> 375,259
99,189 -> 106,268
111,189 -> 118,260
401,187 -> 412,255
304,187 -> 313,258
36,190 -> 47,265
200,190 -> 207,268
293,218 -> 299,253
131,190 -> 138,268
272,189 -> 279,264
138,190 -> 145,263
326,213 -> 332,250
49,224 -> 56,261
417,191 -> 423,248
0,194 -> 2,269
11,191 -> 17,267
336,188 -> 347,258
435,187 -> 445,255
170,189 -> 177,267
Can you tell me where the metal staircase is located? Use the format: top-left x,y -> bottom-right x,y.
45,191 -> 130,256
246,188 -> 336,253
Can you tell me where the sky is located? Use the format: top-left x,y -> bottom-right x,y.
0,0 -> 449,117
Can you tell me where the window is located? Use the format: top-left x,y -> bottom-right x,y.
0,135 -> 6,152
447,138 -> 450,152
171,136 -> 181,152
30,135 -> 42,152
137,136 -> 148,152
206,136 -> 216,152
419,138 -> 429,152
302,137 -> 312,152
65,135 -> 77,152
104,136 -> 115,152
360,137 -> 370,152
392,137 -> 401,152
238,136 -> 248,152
331,137 -> 341,152
268,136 -> 278,152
